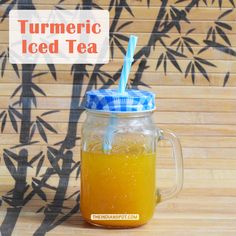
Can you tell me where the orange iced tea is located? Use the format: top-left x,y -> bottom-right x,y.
80,147 -> 157,228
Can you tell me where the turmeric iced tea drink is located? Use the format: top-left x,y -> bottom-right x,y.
80,145 -> 156,227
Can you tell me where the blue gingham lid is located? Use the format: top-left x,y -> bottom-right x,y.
85,89 -> 156,112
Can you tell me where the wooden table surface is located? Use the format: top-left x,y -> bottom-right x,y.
1,173 -> 236,236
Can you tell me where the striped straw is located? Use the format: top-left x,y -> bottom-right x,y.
103,35 -> 138,153
118,35 -> 138,93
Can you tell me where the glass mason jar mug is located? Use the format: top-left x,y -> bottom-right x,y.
81,89 -> 183,228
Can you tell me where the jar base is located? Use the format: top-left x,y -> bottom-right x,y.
83,218 -> 149,229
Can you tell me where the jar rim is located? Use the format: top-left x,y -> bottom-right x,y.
86,108 -> 155,117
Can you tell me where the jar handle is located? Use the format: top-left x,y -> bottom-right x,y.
156,129 -> 184,202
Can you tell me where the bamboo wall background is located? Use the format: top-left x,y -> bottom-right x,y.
0,0 -> 236,235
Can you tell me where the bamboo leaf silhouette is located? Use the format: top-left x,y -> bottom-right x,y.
47,64 -> 57,80
212,0 -> 235,8
96,73 -> 105,84
206,27 -> 213,40
32,83 -> 47,96
164,55 -> 167,75
10,106 -> 22,119
76,162 -> 81,180
166,51 -> 182,72
223,72 -> 230,87
108,0 -> 115,11
1,0 -> 16,22
204,40 -> 236,57
71,161 -> 80,174
215,26 -> 231,46
171,6 -> 189,26
116,21 -> 133,32
1,54 -> 7,77
123,1 -> 134,17
29,151 -> 43,166
229,0 -> 235,7
156,48 -> 186,74
12,100 -> 22,107
58,210 -> 65,215
185,62 -> 192,78
47,146 -> 59,157
11,85 -> 22,98
156,53 -> 164,70
198,46 -> 210,54
65,190 -> 80,200
36,120 -> 48,143
114,38 -> 126,55
184,41 -> 194,54
2,196 -> 15,207
110,40 -> 114,59
33,177 -> 57,191
39,167 -> 56,178
47,148 -> 61,174
32,72 -> 48,78
191,64 -> 195,84
55,6 -> 64,10
32,95 -> 37,107
167,48 -> 186,58
41,110 -> 59,117
99,70 -> 113,79
92,2 -> 103,9
3,153 -> 17,180
212,29 -> 216,42
0,110 -> 5,120
11,141 -> 39,149
0,52 -> 4,59
170,12 -> 180,32
36,206 -> 45,213
4,149 -> 18,162
183,0 -> 204,9
175,0 -> 188,3
114,33 -> 129,42
8,108 -> 18,132
160,12 -> 169,29
11,64 -> 20,78
37,116 -> 57,134
183,37 -> 198,45
215,22 -> 232,31
170,38 -> 180,46
6,188 -> 14,196
186,28 -> 195,35
195,61 -> 210,81
132,65 -> 150,87
194,57 -> 216,67
36,155 -> 45,177
217,9 -> 233,20
43,182 -> 57,191
23,184 -> 30,196
32,182 -> 47,202
1,113 -> 7,133
29,123 -> 36,141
